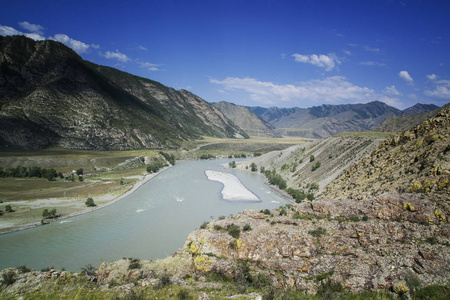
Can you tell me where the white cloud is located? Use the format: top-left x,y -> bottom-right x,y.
343,50 -> 351,56
102,49 -> 130,62
408,93 -> 418,99
138,61 -> 161,71
138,45 -> 148,51
91,44 -> 100,49
426,74 -> 437,80
281,53 -> 287,59
359,61 -> 386,67
399,70 -> 414,85
364,46 -> 381,53
210,76 -> 398,107
18,21 -> 44,35
383,85 -> 402,96
292,53 -> 340,71
50,34 -> 91,54
424,80 -> 450,99
0,24 -> 45,40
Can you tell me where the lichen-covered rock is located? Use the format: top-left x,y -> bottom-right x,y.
185,194 -> 450,293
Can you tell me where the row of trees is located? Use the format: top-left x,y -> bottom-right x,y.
0,166 -> 85,181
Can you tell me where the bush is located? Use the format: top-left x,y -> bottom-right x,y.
1,270 -> 16,286
311,161 -> 321,171
229,161 -> 237,168
85,197 -> 96,207
310,155 -> 315,162
177,289 -> 191,300
127,258 -> 141,270
17,265 -> 31,273
81,264 -> 97,277
308,227 -> 327,237
243,224 -> 252,231
147,162 -> 165,173
5,205 -> 13,213
250,162 -> 257,172
227,224 -> 241,239
199,154 -> 215,160
200,221 -> 209,229
160,152 -> 176,165
76,168 -> 84,176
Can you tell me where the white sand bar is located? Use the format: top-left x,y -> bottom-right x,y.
205,170 -> 260,202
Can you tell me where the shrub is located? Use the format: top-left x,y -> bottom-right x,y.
76,168 -> 84,176
310,155 -> 315,162
42,209 -> 49,218
128,258 -> 141,270
81,264 -> 97,277
229,241 -> 237,249
229,161 -> 237,168
17,265 -> 31,273
250,162 -> 257,172
5,205 -> 13,213
227,224 -> 241,239
308,227 -> 327,237
1,270 -> 16,286
85,197 -> 96,207
199,154 -> 216,160
200,221 -> 209,229
243,224 -> 252,231
213,224 -> 223,231
279,208 -> 287,216
177,289 -> 191,300
160,152 -> 176,165
311,161 -> 321,171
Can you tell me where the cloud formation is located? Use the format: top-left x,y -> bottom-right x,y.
138,61 -> 161,71
50,34 -> 91,54
18,21 -> 44,35
102,50 -> 130,62
210,76 -> 398,107
424,80 -> 450,99
426,74 -> 437,80
382,85 -> 401,96
359,61 -> 386,67
399,71 -> 414,85
0,24 -> 45,40
292,53 -> 340,71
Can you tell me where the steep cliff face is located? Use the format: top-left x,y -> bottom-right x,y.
322,104 -> 450,200
0,36 -> 244,150
213,101 -> 278,138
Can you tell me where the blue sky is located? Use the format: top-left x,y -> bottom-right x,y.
1,0 -> 449,109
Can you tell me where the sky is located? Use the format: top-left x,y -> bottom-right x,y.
1,0 -> 449,109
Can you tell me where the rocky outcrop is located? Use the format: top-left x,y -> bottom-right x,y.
214,101 -> 278,138
322,104 -> 450,200
0,36 -> 245,150
186,193 -> 449,293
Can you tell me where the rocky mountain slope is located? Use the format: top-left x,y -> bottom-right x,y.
236,132 -> 390,194
0,36 -> 245,150
374,106 -> 441,132
402,103 -> 439,115
322,104 -> 450,201
213,101 -> 279,138
248,101 -> 438,139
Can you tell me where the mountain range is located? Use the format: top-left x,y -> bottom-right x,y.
248,102 -> 438,138
0,35 -> 441,150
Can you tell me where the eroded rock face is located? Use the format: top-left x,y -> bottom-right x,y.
185,194 -> 449,293
322,104 -> 450,200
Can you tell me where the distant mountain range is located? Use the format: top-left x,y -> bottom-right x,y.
247,102 -> 439,138
0,35 -> 246,150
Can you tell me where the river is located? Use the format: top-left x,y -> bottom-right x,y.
0,159 -> 290,271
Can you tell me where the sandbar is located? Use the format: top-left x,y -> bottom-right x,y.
205,170 -> 260,202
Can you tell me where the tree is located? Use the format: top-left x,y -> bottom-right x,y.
250,162 -> 258,172
5,205 -> 13,213
85,197 -> 96,207
229,161 -> 237,168
76,168 -> 84,176
42,209 -> 50,219
310,155 -> 315,162
49,208 -> 57,218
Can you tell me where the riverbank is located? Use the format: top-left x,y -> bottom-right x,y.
0,166 -> 171,235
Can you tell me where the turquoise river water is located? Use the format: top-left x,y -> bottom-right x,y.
0,159 -> 290,271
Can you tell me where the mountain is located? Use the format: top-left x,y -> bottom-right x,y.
374,106 -> 441,132
248,101 -> 403,138
402,103 -> 439,115
213,101 -> 278,138
0,35 -> 245,150
321,103 -> 450,200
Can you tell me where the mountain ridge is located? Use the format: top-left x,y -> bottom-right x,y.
0,35 -> 245,150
